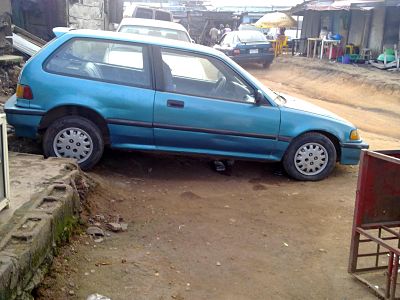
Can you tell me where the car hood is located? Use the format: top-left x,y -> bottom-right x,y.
278,93 -> 352,126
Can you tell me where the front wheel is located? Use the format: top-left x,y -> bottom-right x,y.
43,116 -> 104,170
283,133 -> 337,181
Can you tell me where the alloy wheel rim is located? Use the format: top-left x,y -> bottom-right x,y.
294,142 -> 328,176
53,127 -> 93,163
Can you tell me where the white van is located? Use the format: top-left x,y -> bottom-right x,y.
123,5 -> 173,22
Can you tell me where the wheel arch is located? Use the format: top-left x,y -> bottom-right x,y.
38,105 -> 110,145
288,130 -> 341,161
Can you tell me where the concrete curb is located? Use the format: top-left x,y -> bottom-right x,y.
0,161 -> 91,300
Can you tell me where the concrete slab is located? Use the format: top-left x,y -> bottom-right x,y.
0,153 -> 74,225
0,152 -> 91,299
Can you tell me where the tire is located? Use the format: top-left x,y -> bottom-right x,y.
43,116 -> 104,170
283,132 -> 337,181
263,62 -> 271,69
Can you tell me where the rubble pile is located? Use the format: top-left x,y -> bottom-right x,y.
86,213 -> 129,243
0,64 -> 21,95
0,13 -> 41,96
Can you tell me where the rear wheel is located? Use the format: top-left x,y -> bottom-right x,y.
283,133 -> 337,181
263,62 -> 271,69
43,116 -> 104,170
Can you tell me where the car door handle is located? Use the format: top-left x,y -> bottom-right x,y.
167,100 -> 184,108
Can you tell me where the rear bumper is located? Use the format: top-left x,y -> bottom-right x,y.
5,95 -> 44,139
340,142 -> 369,165
230,53 -> 274,64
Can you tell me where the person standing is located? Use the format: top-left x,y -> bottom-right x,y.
224,24 -> 231,34
218,24 -> 225,39
209,25 -> 219,45
319,26 -> 328,40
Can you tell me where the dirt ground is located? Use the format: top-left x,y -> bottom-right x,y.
7,58 -> 399,299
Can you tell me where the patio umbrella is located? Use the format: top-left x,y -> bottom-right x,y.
255,12 -> 297,29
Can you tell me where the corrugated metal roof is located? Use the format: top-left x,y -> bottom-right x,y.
291,0 -> 388,14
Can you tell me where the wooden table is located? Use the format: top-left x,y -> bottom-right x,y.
320,39 -> 341,60
307,38 -> 322,58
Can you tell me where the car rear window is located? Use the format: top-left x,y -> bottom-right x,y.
134,7 -> 153,19
44,38 -> 151,88
237,31 -> 267,43
155,11 -> 172,21
119,25 -> 190,42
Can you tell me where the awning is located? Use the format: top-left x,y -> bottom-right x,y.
291,0 -> 387,15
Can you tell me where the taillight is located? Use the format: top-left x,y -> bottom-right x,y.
233,49 -> 241,55
16,84 -> 33,100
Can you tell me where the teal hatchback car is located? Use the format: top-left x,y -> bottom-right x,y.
5,28 -> 368,180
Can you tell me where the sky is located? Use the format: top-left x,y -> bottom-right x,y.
211,0 -> 305,8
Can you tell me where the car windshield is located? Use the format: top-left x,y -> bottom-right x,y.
237,31 -> 267,43
119,25 -> 190,42
224,58 -> 285,105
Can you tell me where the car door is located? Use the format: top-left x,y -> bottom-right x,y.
214,33 -> 234,55
153,47 -> 281,159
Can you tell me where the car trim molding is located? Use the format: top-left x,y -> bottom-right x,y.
277,135 -> 292,143
4,108 -> 45,116
153,123 -> 277,139
341,142 -> 369,149
107,118 -> 153,128
106,118 -> 277,140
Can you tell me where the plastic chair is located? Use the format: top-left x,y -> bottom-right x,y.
360,48 -> 372,61
345,45 -> 354,55
281,36 -> 289,54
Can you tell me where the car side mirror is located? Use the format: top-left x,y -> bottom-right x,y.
254,90 -> 264,105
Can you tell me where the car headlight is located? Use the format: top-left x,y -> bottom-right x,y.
350,129 -> 361,140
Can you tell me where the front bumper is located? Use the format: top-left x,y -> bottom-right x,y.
5,95 -> 44,139
340,142 -> 369,165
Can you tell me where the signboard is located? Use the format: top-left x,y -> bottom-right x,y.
0,114 -> 10,211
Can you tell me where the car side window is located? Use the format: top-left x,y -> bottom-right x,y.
161,49 -> 256,103
44,38 -> 151,88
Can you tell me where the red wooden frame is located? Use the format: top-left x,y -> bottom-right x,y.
349,150 -> 400,300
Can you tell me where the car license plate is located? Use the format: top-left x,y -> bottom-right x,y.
249,49 -> 259,54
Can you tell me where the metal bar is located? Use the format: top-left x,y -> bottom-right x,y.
357,228 -> 400,255
360,236 -> 399,243
365,150 -> 400,164
349,230 -> 361,273
386,252 -> 394,299
390,254 -> 399,300
357,251 -> 390,258
382,226 -> 400,239
353,265 -> 389,273
360,221 -> 400,229
376,227 -> 382,267
352,273 -> 386,299
398,227 -> 400,249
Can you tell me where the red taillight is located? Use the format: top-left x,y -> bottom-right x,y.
233,49 -> 241,55
16,84 -> 33,100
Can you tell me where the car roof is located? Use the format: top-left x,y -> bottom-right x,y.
62,29 -> 224,58
119,18 -> 187,32
229,30 -> 264,35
